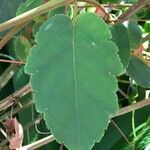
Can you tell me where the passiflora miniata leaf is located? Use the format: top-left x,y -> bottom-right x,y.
25,13 -> 123,150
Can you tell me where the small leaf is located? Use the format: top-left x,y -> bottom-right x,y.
25,13 -> 123,150
127,21 -> 142,51
110,23 -> 131,69
14,36 -> 31,61
127,55 -> 150,88
144,22 -> 150,33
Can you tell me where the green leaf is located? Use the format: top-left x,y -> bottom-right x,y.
144,22 -> 150,33
16,0 -> 42,15
127,21 -> 142,51
14,36 -> 31,61
127,56 -> 150,88
110,23 -> 131,69
25,13 -> 123,150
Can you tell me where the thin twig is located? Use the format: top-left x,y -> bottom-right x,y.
116,0 -> 150,23
0,84 -> 31,111
0,59 -> 25,64
137,19 -> 150,22
118,79 -> 130,84
59,144 -> 64,150
78,4 -> 132,9
22,135 -> 55,150
102,3 -> 132,7
0,64 -> 20,90
110,118 -> 131,145
0,23 -> 27,49
109,18 -> 150,23
78,4 -> 132,8
0,100 -> 34,122
0,53 -> 15,60
0,0 -> 73,32
113,99 -> 150,117
118,88 -> 129,99
142,34 -> 150,43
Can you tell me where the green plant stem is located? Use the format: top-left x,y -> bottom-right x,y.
73,0 -> 78,19
0,53 -> 15,60
132,118 -> 150,143
0,0 -> 73,32
118,79 -> 130,84
132,110 -> 137,138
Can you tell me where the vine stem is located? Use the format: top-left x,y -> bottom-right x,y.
113,99 -> 150,117
0,23 -> 27,49
116,0 -> 150,23
132,110 -> 136,138
0,100 -> 34,122
142,34 -> 150,43
0,84 -> 31,111
0,64 -> 19,90
21,135 -> 55,150
0,59 -> 25,64
110,118 -> 131,145
0,0 -> 73,32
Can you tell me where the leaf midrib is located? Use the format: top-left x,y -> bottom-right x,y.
72,23 -> 81,149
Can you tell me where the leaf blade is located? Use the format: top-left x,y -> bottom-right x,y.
25,13 -> 123,150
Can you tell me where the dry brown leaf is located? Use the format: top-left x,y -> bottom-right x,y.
4,118 -> 24,150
